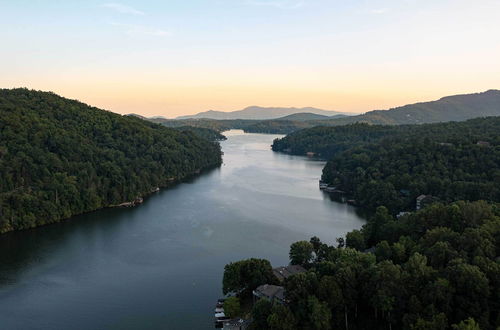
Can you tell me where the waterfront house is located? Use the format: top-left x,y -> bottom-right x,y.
416,194 -> 436,210
416,195 -> 427,210
397,211 -> 411,219
273,265 -> 306,282
253,284 -> 285,304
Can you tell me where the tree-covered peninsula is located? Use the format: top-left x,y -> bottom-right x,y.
0,89 -> 222,233
273,117 -> 500,213
223,201 -> 500,329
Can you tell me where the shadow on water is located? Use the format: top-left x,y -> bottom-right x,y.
323,191 -> 372,219
0,166 -> 220,287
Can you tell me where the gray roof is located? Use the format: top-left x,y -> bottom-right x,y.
416,194 -> 428,201
253,284 -> 285,302
223,318 -> 250,330
273,265 -> 306,282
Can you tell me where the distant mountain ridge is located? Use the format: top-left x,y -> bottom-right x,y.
176,106 -> 352,120
142,89 -> 500,134
275,113 -> 347,121
325,89 -> 500,126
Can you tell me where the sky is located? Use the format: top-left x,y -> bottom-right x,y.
1,0 -> 499,118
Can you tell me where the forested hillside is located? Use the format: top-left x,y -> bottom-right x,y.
274,113 -> 333,121
272,123 -> 404,158
322,118 -> 500,213
175,126 -> 227,141
0,89 -> 222,233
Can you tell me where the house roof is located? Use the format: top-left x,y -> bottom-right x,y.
223,318 -> 250,330
416,194 -> 428,201
254,284 -> 285,301
273,265 -> 306,282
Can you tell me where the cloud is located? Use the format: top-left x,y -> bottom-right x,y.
101,3 -> 145,15
110,22 -> 171,37
245,0 -> 305,9
370,8 -> 389,14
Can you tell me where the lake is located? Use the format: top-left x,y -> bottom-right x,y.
0,130 -> 365,330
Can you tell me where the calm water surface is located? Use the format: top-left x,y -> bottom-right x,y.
0,130 -> 365,330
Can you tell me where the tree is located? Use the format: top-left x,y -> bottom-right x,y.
223,296 -> 240,318
336,237 -> 345,248
375,240 -> 392,261
410,313 -> 448,330
223,258 -> 276,295
371,260 -> 403,330
365,206 -> 394,246
251,299 -> 273,329
267,304 -> 297,330
307,296 -> 332,330
318,275 -> 345,328
403,253 -> 434,295
289,241 -> 314,266
285,272 -> 319,307
445,259 -> 490,327
346,230 -> 365,251
318,276 -> 343,310
451,318 -> 481,330
424,241 -> 459,269
310,236 -> 322,253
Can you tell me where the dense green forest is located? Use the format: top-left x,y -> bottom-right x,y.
272,123 -> 406,158
128,115 -> 227,140
274,113 -> 338,121
272,118 -> 500,213
174,126 -> 227,141
0,88 -> 222,233
150,117 -> 249,131
322,118 -> 500,213
224,201 -> 500,329
150,116 -> 320,134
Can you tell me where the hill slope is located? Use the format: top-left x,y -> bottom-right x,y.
275,112 -> 333,121
0,89 -> 222,233
326,89 -> 500,125
176,106 -> 350,120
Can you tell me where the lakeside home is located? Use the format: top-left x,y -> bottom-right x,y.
253,284 -> 286,305
272,265 -> 306,282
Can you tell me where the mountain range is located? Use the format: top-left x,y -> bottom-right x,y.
175,106 -> 352,120
138,89 -> 500,134
243,89 -> 500,133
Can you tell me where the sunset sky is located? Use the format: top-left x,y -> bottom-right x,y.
1,0 -> 499,117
